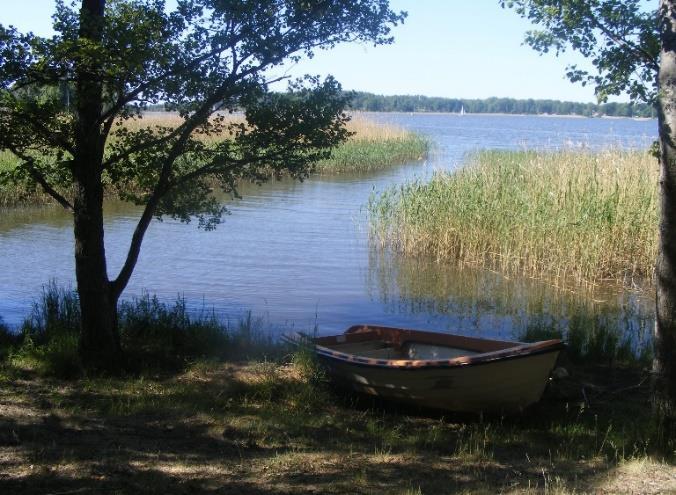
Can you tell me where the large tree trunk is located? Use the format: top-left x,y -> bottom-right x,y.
655,0 -> 676,436
73,0 -> 121,368
73,173 -> 121,368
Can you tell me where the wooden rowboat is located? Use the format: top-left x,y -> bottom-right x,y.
289,324 -> 564,413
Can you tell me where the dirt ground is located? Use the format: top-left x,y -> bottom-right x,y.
1,362 -> 674,494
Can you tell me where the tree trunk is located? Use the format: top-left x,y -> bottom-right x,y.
73,0 -> 121,369
655,0 -> 676,438
73,175 -> 121,369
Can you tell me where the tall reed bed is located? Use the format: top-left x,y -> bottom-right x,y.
315,116 -> 427,173
369,149 -> 658,290
0,114 -> 426,206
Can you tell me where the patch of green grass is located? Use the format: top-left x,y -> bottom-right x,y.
0,150 -> 16,172
1,283 -> 282,378
0,150 -> 52,206
369,149 -> 657,291
315,135 -> 428,173
7,282 -> 83,377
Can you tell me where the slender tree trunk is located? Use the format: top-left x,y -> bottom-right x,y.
655,0 -> 676,437
73,0 -> 121,369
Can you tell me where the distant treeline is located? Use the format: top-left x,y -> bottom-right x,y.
347,92 -> 657,118
141,91 -> 656,118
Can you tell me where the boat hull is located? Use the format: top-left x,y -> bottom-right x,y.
304,325 -> 563,413
318,349 -> 559,412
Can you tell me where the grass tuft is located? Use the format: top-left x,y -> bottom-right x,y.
315,117 -> 428,173
8,282 -> 83,378
519,314 -> 653,368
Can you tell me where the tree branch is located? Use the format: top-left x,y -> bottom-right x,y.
6,108 -> 75,156
7,147 -> 74,211
102,130 -> 178,169
109,37 -> 327,296
98,44 -> 235,125
589,14 -> 660,73
110,79 -> 239,297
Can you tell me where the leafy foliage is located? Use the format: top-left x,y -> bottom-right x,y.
0,1 -> 405,355
0,0 -> 405,218
501,0 -> 659,103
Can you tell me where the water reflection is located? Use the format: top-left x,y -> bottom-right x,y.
366,248 -> 654,361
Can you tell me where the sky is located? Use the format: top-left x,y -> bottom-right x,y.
0,0 -> 657,103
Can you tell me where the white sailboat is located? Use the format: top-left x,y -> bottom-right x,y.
459,104 -> 465,116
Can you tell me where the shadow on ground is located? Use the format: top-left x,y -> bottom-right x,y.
0,363 -> 673,494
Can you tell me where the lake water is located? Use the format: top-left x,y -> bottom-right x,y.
0,113 -> 658,350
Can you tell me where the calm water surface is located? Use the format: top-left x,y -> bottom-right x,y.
0,113 -> 657,348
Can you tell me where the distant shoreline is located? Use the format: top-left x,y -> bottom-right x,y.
347,91 -> 656,119
350,110 -> 656,121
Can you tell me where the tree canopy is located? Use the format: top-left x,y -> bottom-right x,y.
501,0 -> 659,103
0,0 -> 405,223
0,0 -> 405,366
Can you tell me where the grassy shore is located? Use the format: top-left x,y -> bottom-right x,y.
369,149 -> 657,291
2,359 -> 674,494
0,287 -> 674,493
0,115 -> 427,207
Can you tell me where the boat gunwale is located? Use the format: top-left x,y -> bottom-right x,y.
303,325 -> 564,370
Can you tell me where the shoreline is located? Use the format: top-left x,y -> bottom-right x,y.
352,110 -> 657,120
0,117 -> 428,208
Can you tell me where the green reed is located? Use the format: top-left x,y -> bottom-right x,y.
369,149 -> 658,290
3,282 -> 280,377
315,134 -> 427,173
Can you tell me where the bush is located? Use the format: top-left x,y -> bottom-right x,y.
119,293 -> 231,370
0,317 -> 21,361
8,283 -> 281,376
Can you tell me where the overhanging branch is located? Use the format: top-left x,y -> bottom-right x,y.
7,147 -> 74,211
589,14 -> 660,73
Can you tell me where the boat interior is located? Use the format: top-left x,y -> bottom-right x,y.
313,325 -> 522,360
319,339 -> 481,360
